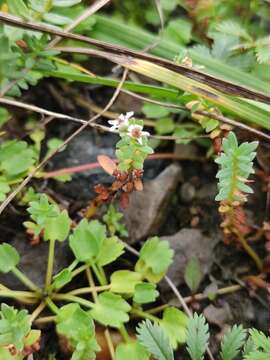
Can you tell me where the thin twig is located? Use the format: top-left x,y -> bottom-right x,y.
0,69 -> 128,215
48,0 -> 111,48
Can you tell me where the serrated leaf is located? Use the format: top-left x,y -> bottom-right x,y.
137,320 -> 173,360
115,341 -> 150,360
69,219 -> 106,262
56,303 -> 100,360
133,283 -> 159,304
44,210 -> 71,242
216,20 -> 251,41
186,313 -> 209,360
249,329 -> 270,352
255,46 -> 270,64
96,236 -> 124,266
110,270 -> 142,294
0,243 -> 19,273
160,307 -> 188,349
220,325 -> 246,360
135,237 -> 173,283
90,292 -> 130,328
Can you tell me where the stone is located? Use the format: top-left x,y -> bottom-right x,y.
0,234 -> 72,290
160,228 -> 220,291
123,164 -> 182,243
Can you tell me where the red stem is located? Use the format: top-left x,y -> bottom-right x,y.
43,153 -> 200,179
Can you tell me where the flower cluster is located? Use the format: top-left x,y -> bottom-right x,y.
108,112 -> 153,173
108,112 -> 150,145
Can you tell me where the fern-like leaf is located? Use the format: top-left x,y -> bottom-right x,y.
186,313 -> 209,360
216,20 -> 251,41
136,320 -> 174,360
215,132 -> 258,203
249,329 -> 270,352
220,325 -> 246,360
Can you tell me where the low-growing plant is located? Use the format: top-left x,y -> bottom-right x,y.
137,313 -> 270,360
0,192 -> 192,359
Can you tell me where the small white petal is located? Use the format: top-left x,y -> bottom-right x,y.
142,131 -> 150,137
108,120 -> 118,126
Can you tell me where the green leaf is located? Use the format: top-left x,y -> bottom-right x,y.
96,236 -> 124,266
7,0 -> 31,19
216,20 -> 251,41
133,283 -> 159,304
52,268 -> 72,289
155,118 -> 175,134
115,341 -> 150,360
160,308 -> 188,349
69,219 -> 106,262
53,0 -> 82,6
44,210 -> 71,242
249,329 -> 270,352
0,107 -> 9,128
0,180 -> 10,202
220,325 -> 247,360
90,292 -> 130,328
110,270 -> 142,294
56,303 -> 100,360
186,313 -> 209,360
137,320 -> 174,360
0,243 -> 19,273
0,304 -> 31,351
43,12 -> 72,25
163,18 -> 192,44
255,46 -> 270,64
142,103 -> 170,118
184,257 -> 203,293
135,237 -> 174,283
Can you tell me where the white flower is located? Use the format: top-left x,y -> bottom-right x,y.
127,124 -> 150,144
108,111 -> 134,131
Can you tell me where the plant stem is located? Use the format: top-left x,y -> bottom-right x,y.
46,239 -> 56,289
29,302 -> 46,322
34,315 -> 56,324
119,325 -> 130,343
237,233 -> 263,271
52,294 -> 94,309
68,259 -> 79,272
85,268 -> 97,302
46,297 -> 60,315
130,308 -> 159,323
91,263 -> 106,285
11,267 -> 41,293
67,285 -> 111,296
71,264 -> 89,277
104,328 -> 115,360
0,290 -> 38,304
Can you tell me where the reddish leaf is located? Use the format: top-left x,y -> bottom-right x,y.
97,155 -> 117,176
134,178 -> 143,191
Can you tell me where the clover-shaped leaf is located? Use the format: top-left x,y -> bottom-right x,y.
90,292 -> 130,328
0,243 -> 20,273
110,270 -> 142,294
69,219 -> 106,262
160,307 -> 188,349
133,283 -> 159,304
115,341 -> 149,360
96,236 -> 124,266
135,237 -> 174,283
0,304 -> 31,351
43,210 -> 71,242
56,303 -> 100,360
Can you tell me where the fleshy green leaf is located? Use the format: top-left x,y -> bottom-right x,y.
160,308 -> 188,349
133,283 -> 159,304
69,219 -> 106,262
52,268 -> 72,290
43,210 -> 71,242
115,341 -> 150,360
110,270 -> 142,294
0,243 -> 20,273
90,292 -> 130,328
184,257 -> 203,294
96,236 -> 124,266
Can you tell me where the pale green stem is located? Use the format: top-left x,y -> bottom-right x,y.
52,293 -> 94,308
46,297 -> 60,315
29,302 -> 46,322
11,267 -> 41,293
45,239 -> 56,289
67,285 -> 111,296
119,325 -> 130,343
